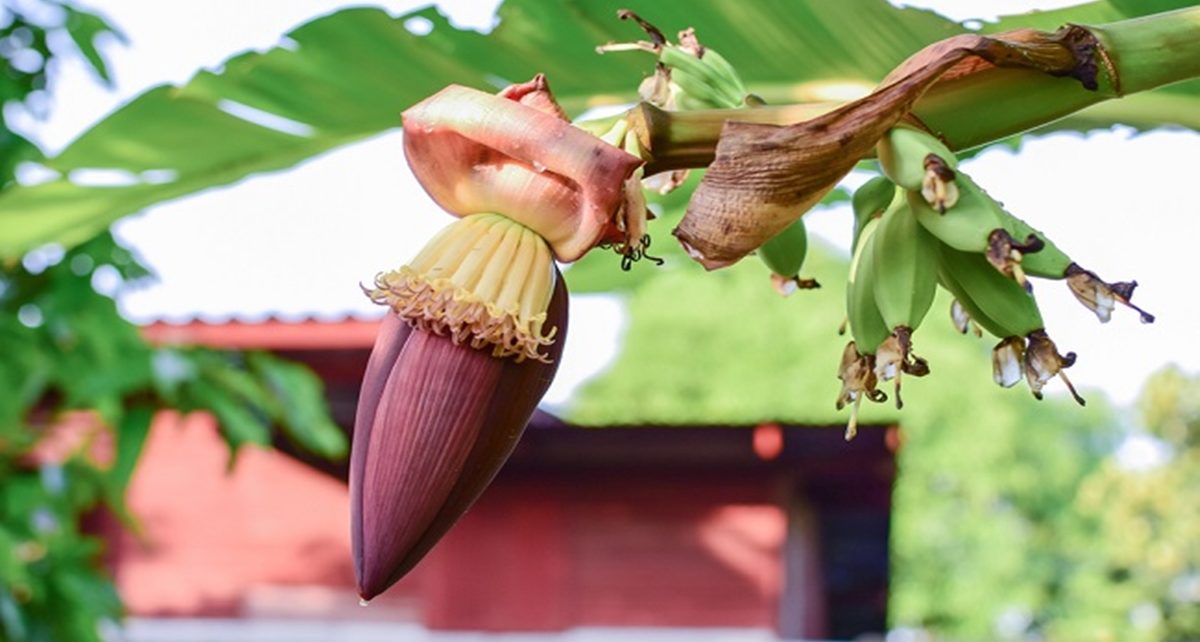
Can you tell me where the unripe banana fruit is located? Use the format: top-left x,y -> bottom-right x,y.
878,127 -> 957,190
878,126 -> 959,211
758,217 -> 820,296
910,175 -> 1004,254
852,176 -> 897,249
871,196 -> 939,334
868,194 -> 937,408
846,218 -> 890,355
935,240 -> 1043,339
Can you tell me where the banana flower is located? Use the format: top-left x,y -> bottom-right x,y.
353,76 -> 640,600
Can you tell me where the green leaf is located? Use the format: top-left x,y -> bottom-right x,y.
184,379 -> 272,453
1,1 -> 1195,258
62,7 -> 126,86
0,0 -> 961,258
247,352 -> 348,459
106,405 -> 152,501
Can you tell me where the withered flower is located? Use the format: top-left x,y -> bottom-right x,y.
986,228 -> 1043,288
1065,263 -> 1154,324
950,299 -> 983,337
873,328 -> 930,410
1023,330 -> 1085,406
921,154 -> 959,213
837,341 -> 888,441
992,336 -> 1025,388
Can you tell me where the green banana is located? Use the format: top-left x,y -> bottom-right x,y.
759,217 -> 808,278
659,42 -> 745,109
910,176 -> 1005,253
935,240 -> 1043,339
600,14 -> 747,110
998,213 -> 1072,279
871,198 -> 939,333
998,212 -> 1154,323
852,176 -> 897,248
694,47 -> 748,100
867,196 -> 937,408
877,125 -> 958,193
672,66 -> 740,110
846,218 -> 890,355
758,217 -> 819,295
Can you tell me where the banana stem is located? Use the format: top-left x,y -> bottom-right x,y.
601,7 -> 1200,175
1089,8 -> 1200,95
626,102 -> 840,173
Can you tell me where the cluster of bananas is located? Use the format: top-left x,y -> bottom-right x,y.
599,15 -> 1152,441
597,13 -> 822,293
833,126 -> 1154,439
594,17 -> 739,267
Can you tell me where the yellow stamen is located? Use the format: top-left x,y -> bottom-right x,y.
367,213 -> 558,363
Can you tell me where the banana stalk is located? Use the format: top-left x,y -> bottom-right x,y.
616,8 -> 1200,177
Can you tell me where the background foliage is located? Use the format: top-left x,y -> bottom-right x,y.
0,3 -> 346,640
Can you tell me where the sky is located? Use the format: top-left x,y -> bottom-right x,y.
17,0 -> 1199,409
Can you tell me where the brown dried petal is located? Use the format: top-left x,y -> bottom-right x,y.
992,336 -> 1025,388
402,79 -> 643,262
837,342 -> 887,440
1023,330 -> 1085,405
950,299 -> 979,336
676,27 -> 1099,269
1065,263 -> 1155,324
352,275 -> 568,600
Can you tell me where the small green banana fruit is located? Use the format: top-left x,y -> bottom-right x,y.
869,197 -> 937,408
996,213 -> 1071,279
935,240 -> 1043,339
659,39 -> 748,109
758,217 -> 820,296
602,14 -> 748,110
936,241 -> 1085,405
846,218 -> 890,355
852,176 -> 897,249
877,126 -> 959,212
909,176 -> 1005,254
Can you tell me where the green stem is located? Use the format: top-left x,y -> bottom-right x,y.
1091,8 -> 1200,95
619,7 -> 1200,174
627,102 -> 839,173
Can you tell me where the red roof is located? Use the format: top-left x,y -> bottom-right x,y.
142,318 -> 381,350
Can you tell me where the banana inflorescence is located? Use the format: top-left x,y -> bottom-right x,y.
832,123 -> 1155,436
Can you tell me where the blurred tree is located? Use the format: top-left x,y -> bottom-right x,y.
889,389 -> 1121,640
0,3 -> 347,641
1045,368 -> 1200,642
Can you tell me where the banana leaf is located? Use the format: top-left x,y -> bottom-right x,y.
0,0 -> 1195,258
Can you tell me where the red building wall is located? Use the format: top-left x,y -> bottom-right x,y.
103,413 -> 815,631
